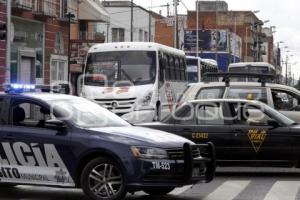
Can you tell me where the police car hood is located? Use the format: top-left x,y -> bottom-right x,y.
88,126 -> 193,148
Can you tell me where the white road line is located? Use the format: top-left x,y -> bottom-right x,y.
203,180 -> 251,200
170,185 -> 193,195
264,181 -> 300,200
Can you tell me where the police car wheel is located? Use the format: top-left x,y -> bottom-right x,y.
81,157 -> 126,200
143,187 -> 175,195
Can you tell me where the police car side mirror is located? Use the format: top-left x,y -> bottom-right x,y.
45,119 -> 67,132
267,120 -> 279,128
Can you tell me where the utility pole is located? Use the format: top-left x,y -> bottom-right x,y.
148,12 -> 151,42
174,0 -> 179,49
167,3 -> 170,17
215,0 -> 218,62
6,0 -> 11,84
196,0 -> 199,57
285,54 -> 288,85
106,23 -> 110,43
130,0 -> 133,42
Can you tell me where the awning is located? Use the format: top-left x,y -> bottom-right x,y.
79,0 -> 109,22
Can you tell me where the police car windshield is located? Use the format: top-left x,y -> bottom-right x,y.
49,98 -> 130,128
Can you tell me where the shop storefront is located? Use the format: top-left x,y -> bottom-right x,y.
10,17 -> 44,84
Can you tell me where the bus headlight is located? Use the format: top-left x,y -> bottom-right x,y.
131,146 -> 169,159
140,91 -> 153,106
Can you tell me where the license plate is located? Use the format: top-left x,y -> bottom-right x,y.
152,162 -> 171,171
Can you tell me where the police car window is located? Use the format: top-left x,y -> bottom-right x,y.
49,99 -> 130,128
196,87 -> 225,99
11,101 -> 51,128
227,88 -> 268,104
196,103 -> 224,125
271,90 -> 300,111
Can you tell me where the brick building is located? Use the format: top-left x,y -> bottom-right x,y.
0,0 -> 108,91
187,10 -> 263,62
0,3 -> 6,86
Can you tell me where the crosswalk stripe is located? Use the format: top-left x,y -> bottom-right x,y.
264,181 -> 300,200
170,185 -> 192,195
203,180 -> 251,200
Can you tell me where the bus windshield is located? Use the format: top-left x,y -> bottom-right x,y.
85,51 -> 157,86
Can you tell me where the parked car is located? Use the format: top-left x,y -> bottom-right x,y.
139,99 -> 300,167
179,81 -> 300,123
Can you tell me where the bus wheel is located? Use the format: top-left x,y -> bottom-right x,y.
154,103 -> 161,121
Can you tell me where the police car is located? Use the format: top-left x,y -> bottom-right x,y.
140,99 -> 300,167
0,84 -> 215,200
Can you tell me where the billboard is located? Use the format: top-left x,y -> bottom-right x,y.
184,29 -> 228,52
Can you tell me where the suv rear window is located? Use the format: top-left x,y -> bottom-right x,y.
196,87 -> 225,99
227,88 -> 268,104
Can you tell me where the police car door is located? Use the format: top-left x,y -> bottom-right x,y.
229,102 -> 292,162
172,102 -> 232,160
1,97 -> 75,187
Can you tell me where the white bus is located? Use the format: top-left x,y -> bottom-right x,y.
228,62 -> 276,82
186,56 -> 218,83
81,42 -> 187,123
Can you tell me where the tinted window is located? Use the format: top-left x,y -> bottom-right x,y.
196,104 -> 224,125
11,100 -> 51,128
196,88 -> 225,99
271,90 -> 300,111
227,88 -> 268,104
0,98 -> 4,124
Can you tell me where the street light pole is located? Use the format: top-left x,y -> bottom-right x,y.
130,0 -> 133,42
66,12 -> 75,85
196,0 -> 199,57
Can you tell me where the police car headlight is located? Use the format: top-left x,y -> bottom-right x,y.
131,146 -> 168,159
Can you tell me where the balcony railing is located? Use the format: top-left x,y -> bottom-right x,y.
79,31 -> 105,42
34,0 -> 57,17
12,0 -> 33,10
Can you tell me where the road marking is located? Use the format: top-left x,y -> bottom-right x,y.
203,180 -> 250,200
170,185 -> 193,195
264,181 -> 300,200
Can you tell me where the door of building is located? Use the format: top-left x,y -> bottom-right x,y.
19,57 -> 34,84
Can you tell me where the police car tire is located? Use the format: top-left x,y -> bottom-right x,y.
143,187 -> 175,195
81,157 -> 127,200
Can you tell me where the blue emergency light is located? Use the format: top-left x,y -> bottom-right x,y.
5,84 -> 36,93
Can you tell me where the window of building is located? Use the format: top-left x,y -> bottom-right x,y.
54,32 -> 64,54
139,29 -> 143,41
112,28 -> 125,42
44,0 -> 57,16
144,31 -> 148,42
50,55 -> 68,84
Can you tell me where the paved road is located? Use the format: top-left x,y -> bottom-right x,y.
1,167 -> 300,200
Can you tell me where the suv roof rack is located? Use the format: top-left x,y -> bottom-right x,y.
203,72 -> 275,87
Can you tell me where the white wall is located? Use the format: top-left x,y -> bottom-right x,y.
97,6 -> 156,43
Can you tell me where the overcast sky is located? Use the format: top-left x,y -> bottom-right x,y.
130,0 -> 300,79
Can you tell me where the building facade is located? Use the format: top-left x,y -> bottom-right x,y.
0,2 -> 6,87
98,1 -> 155,43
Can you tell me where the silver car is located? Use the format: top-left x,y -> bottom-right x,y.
179,82 -> 300,123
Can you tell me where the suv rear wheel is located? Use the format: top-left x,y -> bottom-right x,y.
81,157 -> 127,200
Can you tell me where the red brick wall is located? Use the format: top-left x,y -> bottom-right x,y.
155,20 -> 174,47
12,0 -> 69,85
0,3 -> 6,86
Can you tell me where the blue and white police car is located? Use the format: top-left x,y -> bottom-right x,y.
0,84 -> 215,200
